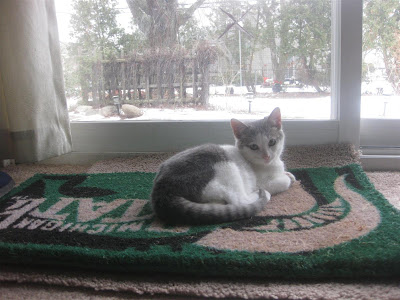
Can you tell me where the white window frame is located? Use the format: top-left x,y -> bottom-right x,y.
66,0 -> 367,165
357,0 -> 400,170
360,120 -> 400,150
360,119 -> 400,170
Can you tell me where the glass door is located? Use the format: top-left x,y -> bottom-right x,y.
54,0 -> 362,153
360,0 -> 400,168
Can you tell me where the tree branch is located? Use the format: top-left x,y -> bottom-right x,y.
125,0 -> 151,34
126,0 -> 150,16
178,0 -> 206,27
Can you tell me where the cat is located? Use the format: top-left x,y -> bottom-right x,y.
151,107 -> 295,225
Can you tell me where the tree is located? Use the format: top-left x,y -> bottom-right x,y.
224,0 -> 331,92
68,0 -> 131,104
205,2 -> 256,87
60,43 -> 80,98
258,0 -> 291,84
178,15 -> 208,49
126,0 -> 206,48
69,0 -> 125,58
285,0 -> 331,92
364,0 -> 400,94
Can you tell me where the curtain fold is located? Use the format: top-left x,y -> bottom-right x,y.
0,0 -> 72,163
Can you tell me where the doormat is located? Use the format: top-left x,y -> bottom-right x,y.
0,164 -> 399,279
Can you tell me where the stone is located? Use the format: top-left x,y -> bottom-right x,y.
101,105 -> 118,117
75,105 -> 98,116
74,105 -> 92,113
121,104 -> 143,118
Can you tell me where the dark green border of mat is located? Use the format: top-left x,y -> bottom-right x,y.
0,164 -> 399,279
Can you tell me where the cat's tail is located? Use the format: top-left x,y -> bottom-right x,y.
153,189 -> 270,225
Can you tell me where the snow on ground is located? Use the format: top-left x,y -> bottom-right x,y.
68,95 -> 332,121
361,95 -> 400,118
68,85 -> 400,121
208,95 -> 330,119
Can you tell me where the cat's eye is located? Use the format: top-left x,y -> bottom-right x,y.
249,144 -> 259,151
268,139 -> 276,147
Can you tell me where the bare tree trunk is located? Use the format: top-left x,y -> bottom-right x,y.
200,63 -> 210,106
156,60 -> 163,100
179,62 -> 186,99
91,63 -> 99,108
121,51 -> 126,101
99,55 -> 105,105
298,56 -> 323,93
131,62 -> 138,100
126,0 -> 206,49
247,6 -> 261,92
261,0 -> 289,83
383,47 -> 400,95
192,60 -> 198,100
167,60 -> 175,100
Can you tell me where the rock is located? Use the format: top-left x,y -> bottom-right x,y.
101,105 -> 118,117
75,105 -> 92,113
68,103 -> 79,113
75,105 -> 98,116
121,104 -> 143,118
85,108 -> 99,116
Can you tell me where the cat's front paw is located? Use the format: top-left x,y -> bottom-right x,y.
285,172 -> 296,185
264,189 -> 271,201
259,189 -> 271,202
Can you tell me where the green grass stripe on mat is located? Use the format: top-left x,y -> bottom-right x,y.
0,164 -> 399,279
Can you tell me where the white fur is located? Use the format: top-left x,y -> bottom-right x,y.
254,157 -> 293,195
201,139 -> 293,205
202,107 -> 295,206
202,145 -> 272,205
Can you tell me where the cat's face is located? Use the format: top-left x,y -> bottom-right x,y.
231,107 -> 284,166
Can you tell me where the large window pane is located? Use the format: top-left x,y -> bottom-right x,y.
55,0 -> 332,121
361,0 -> 400,119
360,0 -> 400,156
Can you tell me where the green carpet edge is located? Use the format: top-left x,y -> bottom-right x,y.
0,164 -> 399,279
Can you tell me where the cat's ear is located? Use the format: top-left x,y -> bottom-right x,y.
265,107 -> 282,129
231,118 -> 248,139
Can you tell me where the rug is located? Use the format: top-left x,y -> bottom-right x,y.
0,163 -> 399,280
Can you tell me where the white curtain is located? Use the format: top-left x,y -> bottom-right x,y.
0,0 -> 72,163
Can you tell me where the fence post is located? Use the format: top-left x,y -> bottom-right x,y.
145,69 -> 150,101
168,59 -> 175,100
180,62 -> 185,100
193,58 -> 198,100
99,54 -> 104,105
132,61 -> 138,100
121,50 -> 126,101
91,62 -> 99,107
200,63 -> 210,106
157,61 -> 163,100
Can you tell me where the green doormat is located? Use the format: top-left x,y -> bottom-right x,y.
0,164 -> 399,279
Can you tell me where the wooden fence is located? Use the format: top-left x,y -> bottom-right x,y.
90,47 -> 216,107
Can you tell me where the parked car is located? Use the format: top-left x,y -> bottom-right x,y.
262,78 -> 274,87
283,78 -> 303,86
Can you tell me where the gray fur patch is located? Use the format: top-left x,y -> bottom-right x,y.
151,116 -> 284,225
151,144 -> 230,223
237,119 -> 283,149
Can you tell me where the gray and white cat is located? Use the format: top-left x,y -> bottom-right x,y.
151,107 -> 295,225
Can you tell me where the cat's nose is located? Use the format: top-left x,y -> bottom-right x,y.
263,154 -> 270,162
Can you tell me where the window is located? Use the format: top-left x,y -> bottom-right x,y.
360,0 -> 400,164
54,0 -> 362,155
56,0 -> 333,122
361,0 -> 399,119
